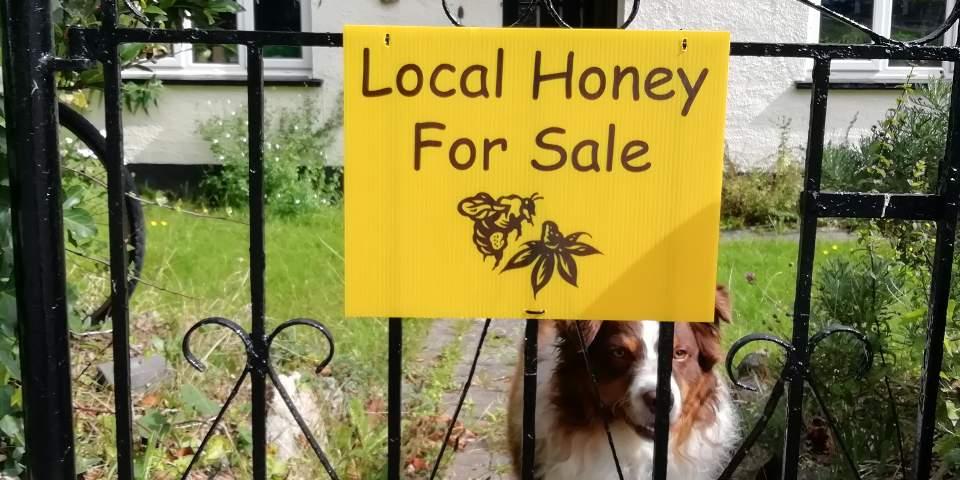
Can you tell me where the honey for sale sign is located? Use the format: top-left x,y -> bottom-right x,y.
344,25 -> 730,322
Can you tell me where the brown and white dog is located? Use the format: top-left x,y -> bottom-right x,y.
507,287 -> 738,479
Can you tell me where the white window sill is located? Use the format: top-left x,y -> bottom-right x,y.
121,67 -> 321,86
797,68 -> 951,88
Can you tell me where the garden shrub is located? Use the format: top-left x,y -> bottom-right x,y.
0,101 -> 104,476
806,78 -> 960,477
810,243 -> 918,478
198,94 -> 343,216
721,122 -> 803,230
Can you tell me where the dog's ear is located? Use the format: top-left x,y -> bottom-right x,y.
691,285 -> 732,371
714,285 -> 732,325
556,320 -> 603,349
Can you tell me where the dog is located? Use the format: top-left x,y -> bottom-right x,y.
507,286 -> 738,479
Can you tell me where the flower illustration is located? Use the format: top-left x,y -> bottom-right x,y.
502,221 -> 601,297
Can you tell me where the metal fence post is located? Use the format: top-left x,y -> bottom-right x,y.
781,56 -> 831,480
0,0 -> 77,478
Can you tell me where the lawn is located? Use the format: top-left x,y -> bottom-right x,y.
64,203 -> 853,478
67,204 -> 431,479
717,234 -> 856,346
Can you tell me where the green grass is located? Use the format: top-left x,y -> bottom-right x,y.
131,205 -> 428,382
718,235 -> 856,344
67,204 -> 431,479
65,202 -> 856,478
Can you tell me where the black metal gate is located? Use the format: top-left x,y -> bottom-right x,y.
2,0 -> 959,479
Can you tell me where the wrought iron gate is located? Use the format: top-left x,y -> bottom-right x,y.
2,0 -> 959,479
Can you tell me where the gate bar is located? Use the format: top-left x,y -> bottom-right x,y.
652,322 -> 675,479
782,56 -> 831,480
66,27 -> 960,62
246,45 -> 269,480
100,0 -> 135,478
912,64 -> 960,480
521,318 -> 538,480
388,317 -> 402,480
0,0 -> 77,477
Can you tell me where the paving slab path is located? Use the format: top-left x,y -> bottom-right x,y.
419,319 -> 522,480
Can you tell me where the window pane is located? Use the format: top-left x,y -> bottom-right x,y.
193,14 -> 239,64
255,0 -> 303,59
890,0 -> 946,66
820,0 -> 874,44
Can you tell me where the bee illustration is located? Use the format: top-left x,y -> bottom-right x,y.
457,192 -> 543,267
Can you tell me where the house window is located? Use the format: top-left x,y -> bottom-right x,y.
815,0 -> 955,80
503,0 -> 622,27
128,0 -> 311,81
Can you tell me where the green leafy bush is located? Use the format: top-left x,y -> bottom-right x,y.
811,243 -> 918,478
197,95 -> 343,216
808,78 -> 960,477
721,122 -> 803,230
0,102 -> 102,476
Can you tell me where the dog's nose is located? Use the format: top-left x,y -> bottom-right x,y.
642,392 -> 657,411
641,391 -> 673,412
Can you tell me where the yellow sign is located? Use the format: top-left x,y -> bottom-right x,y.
344,26 -> 730,322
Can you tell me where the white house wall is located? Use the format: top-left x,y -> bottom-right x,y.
84,1 -> 903,169
625,0 -> 902,169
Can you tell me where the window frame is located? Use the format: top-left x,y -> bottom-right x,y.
807,0 -> 957,82
123,0 -> 312,82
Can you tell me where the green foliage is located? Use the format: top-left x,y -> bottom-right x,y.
811,243 -> 917,478
0,0 -> 242,473
809,78 -> 960,476
823,79 -> 948,195
197,95 -> 344,216
721,121 -> 803,230
53,0 -> 243,110
0,104 -> 101,475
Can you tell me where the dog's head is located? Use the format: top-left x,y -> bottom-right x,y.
550,286 -> 732,440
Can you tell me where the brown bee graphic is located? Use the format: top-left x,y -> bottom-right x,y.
458,192 -> 542,267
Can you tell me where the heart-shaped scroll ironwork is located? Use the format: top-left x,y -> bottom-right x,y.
718,325 -> 873,480
180,317 -> 339,480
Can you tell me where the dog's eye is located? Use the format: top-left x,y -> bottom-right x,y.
673,348 -> 689,360
610,347 -> 627,358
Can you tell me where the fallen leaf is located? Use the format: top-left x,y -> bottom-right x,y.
406,456 -> 427,472
168,446 -> 194,460
140,393 -> 161,408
